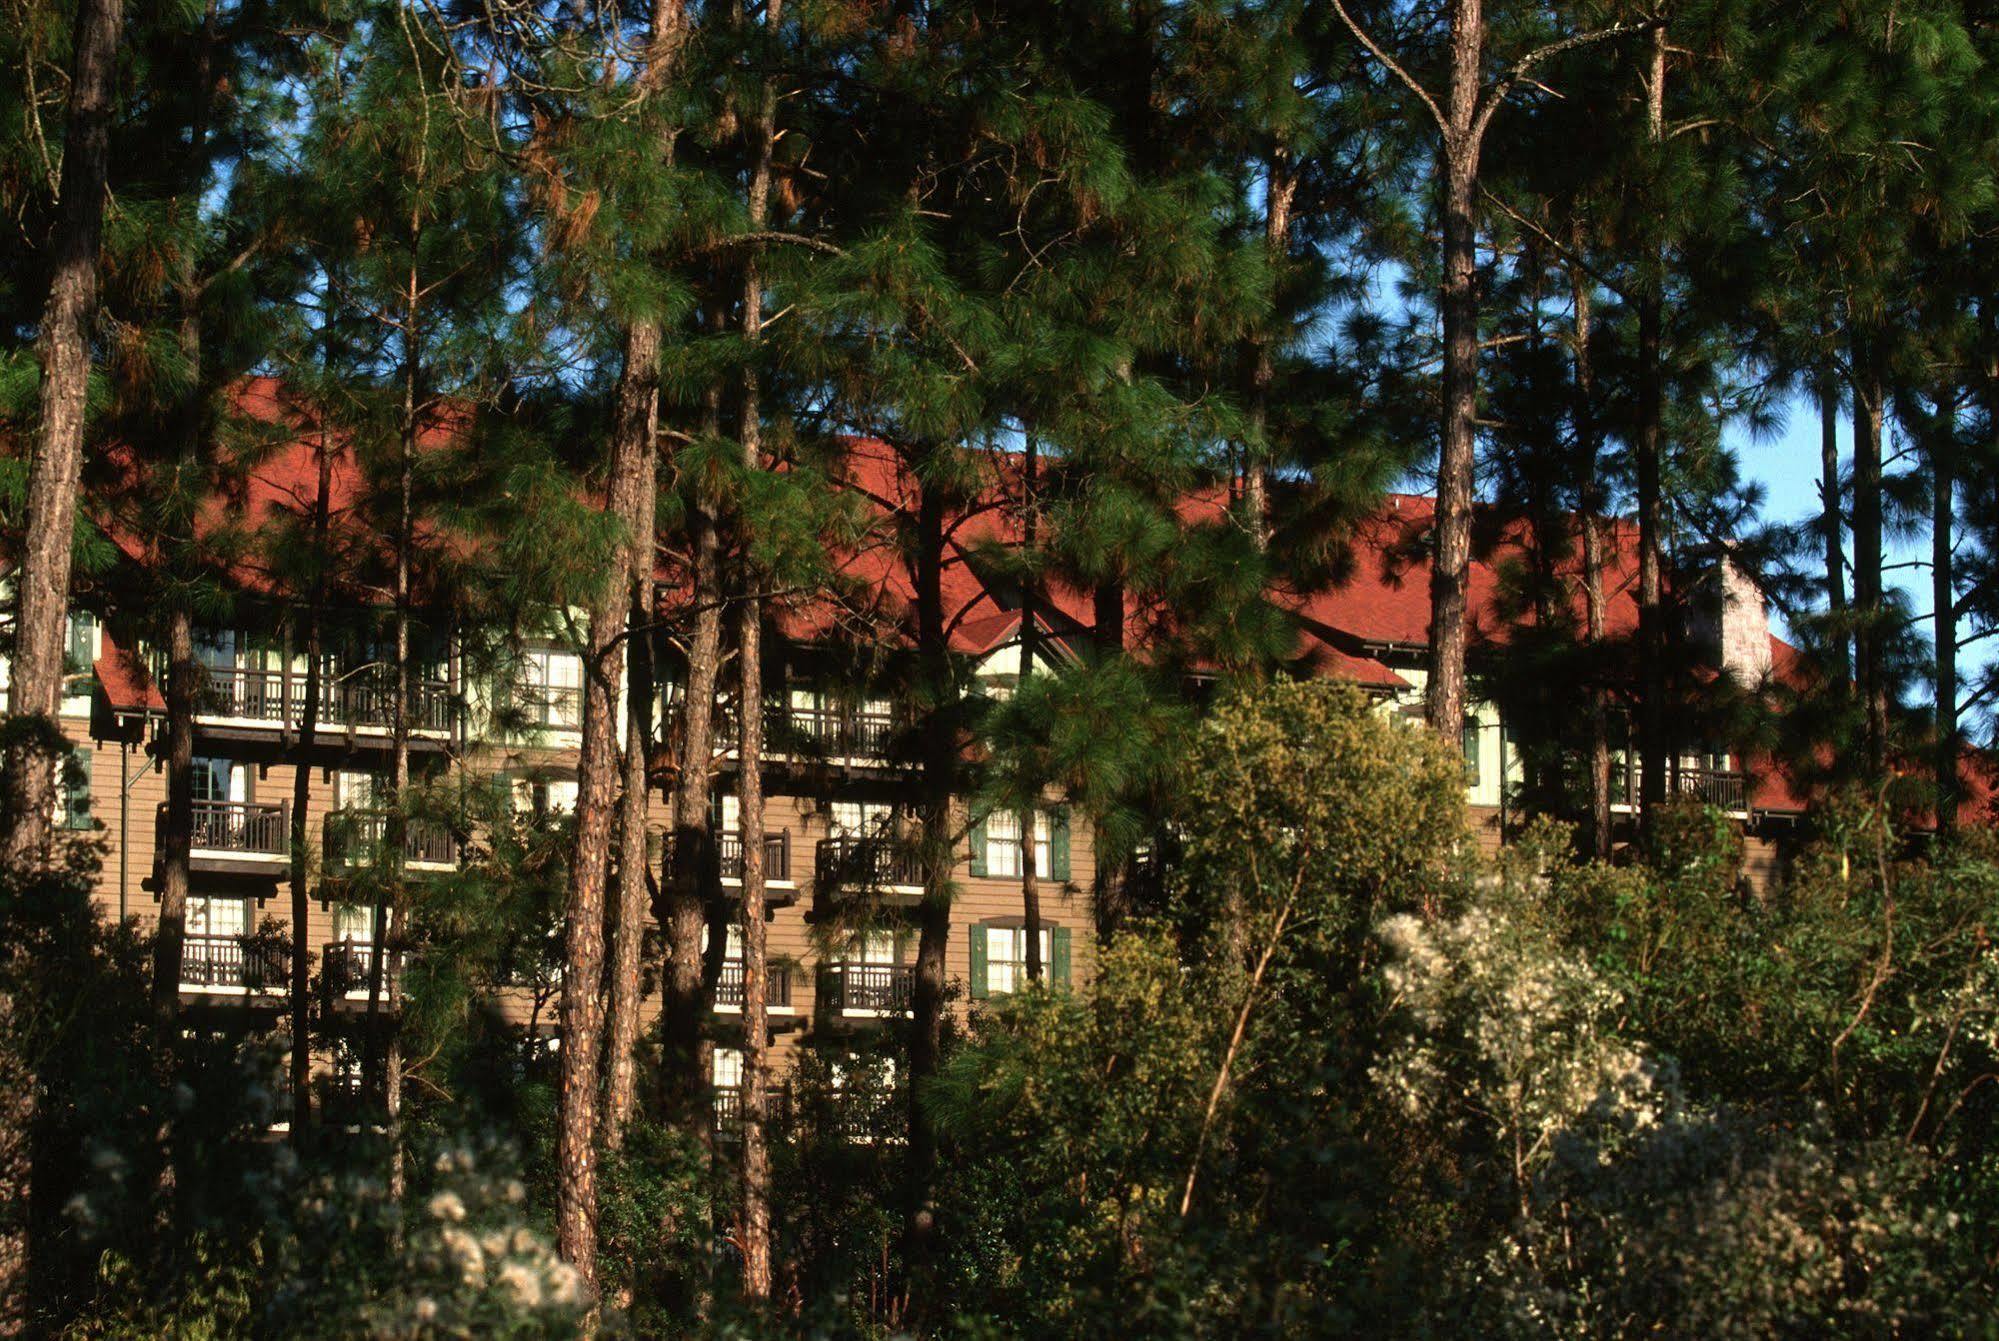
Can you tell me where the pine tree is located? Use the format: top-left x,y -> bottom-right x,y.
1,0 -> 125,870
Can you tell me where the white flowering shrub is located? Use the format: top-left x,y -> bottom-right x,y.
1373,906 -> 1676,1208
264,1138 -> 588,1339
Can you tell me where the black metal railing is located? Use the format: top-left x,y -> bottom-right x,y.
815,837 -> 924,891
715,961 -> 793,1009
819,961 -> 914,1014
1616,762 -> 1748,812
181,799 -> 290,856
180,933 -> 289,990
324,810 -> 459,868
322,940 -> 408,998
196,664 -> 454,732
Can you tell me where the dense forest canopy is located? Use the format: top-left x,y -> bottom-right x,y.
2,0 -> 1999,1337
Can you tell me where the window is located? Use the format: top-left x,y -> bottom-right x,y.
972,922 -> 1071,997
191,757 -> 245,804
970,807 -> 1068,880
1462,717 -> 1482,788
58,746 -> 91,830
336,771 -> 381,810
63,613 -> 96,709
523,649 -> 583,729
982,810 -> 1053,879
333,902 -> 375,944
830,801 -> 894,839
854,930 -> 897,965
712,1046 -> 744,1091
187,895 -> 248,939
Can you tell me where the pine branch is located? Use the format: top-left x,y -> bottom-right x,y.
1472,19 -> 1663,147
1326,0 -> 1447,135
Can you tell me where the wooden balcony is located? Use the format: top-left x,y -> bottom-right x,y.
814,837 -> 925,902
772,705 -> 900,762
323,810 -> 459,872
662,829 -> 797,905
195,665 -> 455,740
321,939 -> 409,1009
1614,762 -> 1749,815
714,961 -> 795,1013
819,961 -> 914,1017
159,799 -> 289,874
179,932 -> 289,995
713,1084 -> 793,1135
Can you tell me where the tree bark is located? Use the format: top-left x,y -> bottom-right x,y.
1850,337 -> 1888,775
601,0 -> 687,1153
1634,26 -> 1668,818
152,613 -> 195,1018
1019,437 -> 1042,983
1243,153 -> 1294,551
1932,391 -> 1956,838
735,0 -> 782,1298
906,481 -> 954,1306
602,330 -> 662,1149
1819,370 -> 1849,683
1424,0 -> 1483,741
1570,248 -> 1612,860
288,427 -> 334,1134
1,0 -> 125,870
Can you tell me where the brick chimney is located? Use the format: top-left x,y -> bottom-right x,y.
1688,551 -> 1772,686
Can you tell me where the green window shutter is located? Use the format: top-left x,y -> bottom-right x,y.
968,924 -> 989,999
1050,807 -> 1071,881
1051,926 -> 1072,987
64,747 -> 92,829
967,814 -> 988,878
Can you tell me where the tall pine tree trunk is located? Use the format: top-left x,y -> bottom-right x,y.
1634,26 -> 1668,818
1243,154 -> 1294,550
735,0 -> 781,1296
906,482 -> 953,1309
153,613 -> 194,1017
1019,437 -> 1042,983
1,0 -> 125,869
1932,390 -> 1957,838
556,305 -> 655,1292
1850,337 -> 1888,775
1819,369 -> 1849,683
1570,250 -> 1612,859
602,0 -> 685,1153
660,457 -> 723,1130
1424,0 -> 1483,741
288,430 -> 332,1134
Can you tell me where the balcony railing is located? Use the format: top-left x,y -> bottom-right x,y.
196,665 -> 455,733
187,799 -> 289,857
664,829 -> 792,884
815,837 -> 924,892
715,961 -> 793,1010
324,810 -> 459,869
776,705 -> 900,760
820,961 -> 914,1015
180,933 -> 289,991
322,940 -> 408,999
713,1084 -> 793,1132
1616,762 -> 1748,813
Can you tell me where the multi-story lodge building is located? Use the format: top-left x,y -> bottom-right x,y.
19,381 -> 1831,1116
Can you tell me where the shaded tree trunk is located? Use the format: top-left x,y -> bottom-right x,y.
1424,0 -> 1484,741
906,481 -> 954,1308
1570,250 -> 1612,860
1850,338 -> 1889,775
735,0 -> 782,1297
602,0 -> 686,1152
1019,437 -> 1042,983
1635,26 -> 1668,818
153,614 -> 195,1019
288,428 -> 334,1134
1932,390 -> 1957,838
1,0 -> 125,869
1819,370 -> 1849,683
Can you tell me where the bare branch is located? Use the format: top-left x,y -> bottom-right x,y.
1326,0 -> 1447,134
